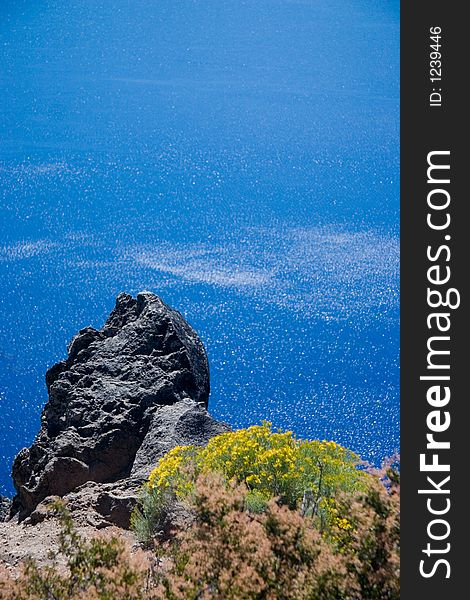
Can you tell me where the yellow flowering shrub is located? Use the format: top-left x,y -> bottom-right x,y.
147,445 -> 198,496
145,422 -> 368,528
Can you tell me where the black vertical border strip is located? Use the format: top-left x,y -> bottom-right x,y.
401,3 -> 465,598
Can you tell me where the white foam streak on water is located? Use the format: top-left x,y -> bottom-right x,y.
124,225 -> 398,320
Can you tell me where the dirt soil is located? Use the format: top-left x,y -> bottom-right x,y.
0,514 -> 139,577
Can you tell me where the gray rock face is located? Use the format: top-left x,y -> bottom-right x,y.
0,495 -> 11,522
11,291 -> 229,523
131,400 -> 231,480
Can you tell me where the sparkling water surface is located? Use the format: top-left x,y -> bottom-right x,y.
0,0 -> 399,495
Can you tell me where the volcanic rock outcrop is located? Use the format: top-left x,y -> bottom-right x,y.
11,291 -> 229,523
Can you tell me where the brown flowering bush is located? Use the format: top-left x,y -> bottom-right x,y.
153,472 -> 400,600
153,473 -> 350,599
331,466 -> 400,599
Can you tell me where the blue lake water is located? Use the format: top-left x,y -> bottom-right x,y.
0,0 -> 399,496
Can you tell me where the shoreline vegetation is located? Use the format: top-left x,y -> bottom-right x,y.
0,423 -> 400,599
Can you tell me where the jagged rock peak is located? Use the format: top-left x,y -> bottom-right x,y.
11,291 -> 228,522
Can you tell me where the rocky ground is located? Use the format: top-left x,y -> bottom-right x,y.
0,512 -> 139,575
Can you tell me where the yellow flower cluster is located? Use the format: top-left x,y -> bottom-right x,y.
145,422 -> 367,522
199,422 -> 299,498
147,445 -> 197,497
335,517 -> 353,531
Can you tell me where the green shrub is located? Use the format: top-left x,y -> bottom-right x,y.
244,489 -> 269,514
130,486 -> 174,547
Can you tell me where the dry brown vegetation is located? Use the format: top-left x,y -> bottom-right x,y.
0,468 -> 399,600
